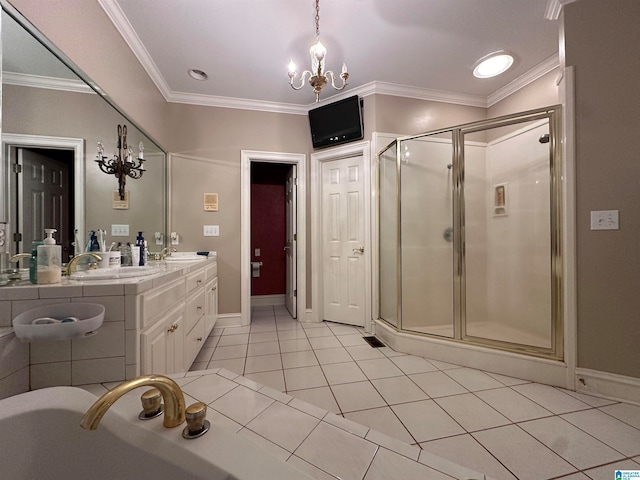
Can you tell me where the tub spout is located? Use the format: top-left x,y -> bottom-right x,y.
80,374 -> 186,430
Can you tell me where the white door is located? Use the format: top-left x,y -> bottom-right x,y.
285,165 -> 297,318
321,155 -> 366,326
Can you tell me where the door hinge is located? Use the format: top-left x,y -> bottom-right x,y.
294,289 -> 297,297
294,177 -> 298,186
13,232 -> 22,242
293,233 -> 297,241
12,164 -> 22,174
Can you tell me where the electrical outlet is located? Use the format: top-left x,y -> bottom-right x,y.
0,223 -> 6,248
154,232 -> 163,245
590,210 -> 619,230
203,225 -> 219,237
112,224 -> 130,236
170,232 -> 179,245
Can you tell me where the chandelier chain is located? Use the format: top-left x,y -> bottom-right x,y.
315,0 -> 320,40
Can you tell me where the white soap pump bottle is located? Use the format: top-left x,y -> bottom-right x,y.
37,228 -> 62,285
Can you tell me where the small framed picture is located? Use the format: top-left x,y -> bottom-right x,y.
113,190 -> 130,209
493,183 -> 508,216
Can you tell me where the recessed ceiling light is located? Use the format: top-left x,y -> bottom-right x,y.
188,69 -> 208,81
473,52 -> 514,78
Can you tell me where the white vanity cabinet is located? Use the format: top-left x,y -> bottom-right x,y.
139,259 -> 218,376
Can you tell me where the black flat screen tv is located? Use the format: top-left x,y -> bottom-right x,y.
308,95 -> 364,149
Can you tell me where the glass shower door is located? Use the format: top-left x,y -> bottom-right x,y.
400,134 -> 454,337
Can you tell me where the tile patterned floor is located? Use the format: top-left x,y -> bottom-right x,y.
189,305 -> 640,480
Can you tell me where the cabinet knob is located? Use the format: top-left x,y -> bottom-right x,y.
196,279 -> 202,284
167,324 -> 179,333
211,286 -> 217,291
197,305 -> 203,311
197,337 -> 203,342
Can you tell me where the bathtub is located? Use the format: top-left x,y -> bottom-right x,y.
0,386 -> 312,480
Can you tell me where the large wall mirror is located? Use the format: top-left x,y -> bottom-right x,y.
1,1 -> 166,264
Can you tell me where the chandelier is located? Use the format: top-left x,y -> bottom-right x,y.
287,0 -> 349,102
95,124 -> 145,200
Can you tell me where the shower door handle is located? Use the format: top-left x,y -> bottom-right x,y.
353,246 -> 364,254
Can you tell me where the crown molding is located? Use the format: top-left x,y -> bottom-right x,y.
97,0 -> 172,101
2,71 -> 95,94
545,0 -> 581,20
487,54 -> 560,107
165,91 -> 310,115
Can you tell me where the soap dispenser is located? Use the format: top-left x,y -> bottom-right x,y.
37,229 -> 62,285
136,231 -> 145,266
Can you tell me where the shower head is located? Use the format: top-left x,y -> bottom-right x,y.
539,134 -> 550,144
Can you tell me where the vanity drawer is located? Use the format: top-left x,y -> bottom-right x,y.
185,289 -> 206,334
185,316 -> 206,369
205,262 -> 217,280
186,270 -> 206,295
140,278 -> 186,330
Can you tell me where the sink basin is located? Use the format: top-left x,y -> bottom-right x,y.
13,303 -> 105,342
70,266 -> 160,280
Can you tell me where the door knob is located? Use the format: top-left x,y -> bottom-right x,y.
353,246 -> 364,254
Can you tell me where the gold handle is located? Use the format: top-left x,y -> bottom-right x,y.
167,324 -> 179,333
197,337 -> 203,342
173,323 -> 178,332
196,279 -> 202,284
212,286 -> 217,291
353,246 -> 364,254
182,402 -> 210,439
139,388 -> 163,419
197,305 -> 203,310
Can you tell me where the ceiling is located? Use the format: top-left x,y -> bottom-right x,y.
20,0 -> 563,114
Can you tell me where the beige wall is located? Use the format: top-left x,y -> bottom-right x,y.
488,69 -> 560,118
564,0 -> 640,378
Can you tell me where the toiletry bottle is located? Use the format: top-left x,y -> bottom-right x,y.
29,241 -> 42,284
136,231 -> 145,266
89,231 -> 100,252
37,229 -> 62,285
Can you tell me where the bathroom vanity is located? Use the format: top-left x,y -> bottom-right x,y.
0,255 -> 218,394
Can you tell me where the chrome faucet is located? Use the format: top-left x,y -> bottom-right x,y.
66,252 -> 102,276
80,374 -> 186,430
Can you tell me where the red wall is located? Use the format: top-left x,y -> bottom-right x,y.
250,163 -> 290,295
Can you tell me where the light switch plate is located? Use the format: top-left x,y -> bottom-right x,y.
112,224 -> 129,236
255,248 -> 260,257
203,225 -> 219,237
590,210 -> 619,230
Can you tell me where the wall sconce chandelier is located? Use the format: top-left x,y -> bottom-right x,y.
287,0 -> 349,102
95,124 -> 145,200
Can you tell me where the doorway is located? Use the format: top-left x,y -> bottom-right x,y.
311,140 -> 372,331
2,134 -> 84,261
240,151 -> 306,326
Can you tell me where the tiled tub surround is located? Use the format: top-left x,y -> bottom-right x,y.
0,256 -> 217,398
81,368 -> 487,480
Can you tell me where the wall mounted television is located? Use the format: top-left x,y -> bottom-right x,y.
308,95 -> 364,149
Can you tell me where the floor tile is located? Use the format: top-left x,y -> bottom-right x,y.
391,399 -> 465,442
236,428 -> 290,461
346,345 -> 386,361
519,416 -> 625,470
428,359 -> 462,370
284,365 -> 328,391
390,355 -> 438,374
289,386 -> 341,414
409,371 -> 468,398
189,361 -> 207,371
513,383 -> 592,414
599,402 -> 640,429
583,459 -> 640,480
472,424 -> 576,480
370,375 -> 429,405
331,381 -> 387,413
279,338 -> 312,353
216,333 -> 249,347
207,357 -> 245,374
211,344 -> 248,360
248,331 -> 279,343
562,408 -> 640,457
475,387 -> 554,422
357,358 -> 404,379
345,406 -> 415,444
444,367 -> 504,391
281,350 -> 319,369
561,389 -> 619,407
484,371 -> 532,386
243,370 -> 285,392
275,321 -> 303,331
308,335 -> 343,350
193,347 -> 214,363
221,325 -> 250,335
435,393 -> 511,432
338,334 -> 370,347
295,421 -> 378,480
244,353 -> 282,374
209,385 -> 274,425
303,326 -> 334,338
321,361 -> 368,385
246,341 -> 280,357
287,455 -> 339,480
249,322 -> 277,333
180,373 -> 238,404
421,434 -> 517,480
276,328 -> 308,340
328,325 -> 361,336
246,401 -> 320,452
365,447 -> 452,480
314,347 -> 353,365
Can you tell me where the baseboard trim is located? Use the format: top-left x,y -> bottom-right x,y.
575,368 -> 640,406
215,313 -> 242,328
251,294 -> 285,307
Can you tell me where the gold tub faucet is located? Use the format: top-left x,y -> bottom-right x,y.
80,374 -> 186,430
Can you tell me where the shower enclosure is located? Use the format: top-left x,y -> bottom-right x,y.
378,107 -> 563,359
